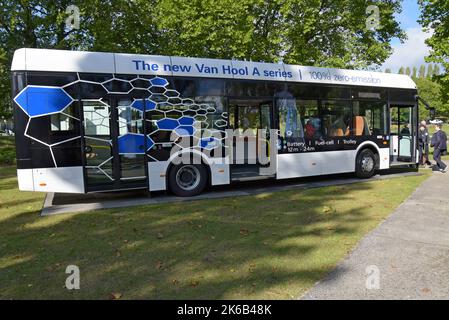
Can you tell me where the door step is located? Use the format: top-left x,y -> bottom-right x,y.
231,175 -> 275,182
390,161 -> 416,167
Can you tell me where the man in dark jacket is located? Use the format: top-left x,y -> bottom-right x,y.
418,121 -> 431,166
430,121 -> 448,173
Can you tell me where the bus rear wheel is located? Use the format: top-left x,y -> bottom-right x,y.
168,164 -> 208,197
355,149 -> 376,179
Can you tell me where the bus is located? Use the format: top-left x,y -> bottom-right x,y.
11,48 -> 429,197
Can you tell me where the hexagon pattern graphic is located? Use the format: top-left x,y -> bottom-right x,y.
118,133 -> 154,154
13,75 -> 228,168
14,86 -> 73,117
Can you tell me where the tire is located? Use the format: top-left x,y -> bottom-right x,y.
168,163 -> 208,197
355,149 -> 377,179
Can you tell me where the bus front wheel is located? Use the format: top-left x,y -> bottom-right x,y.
168,163 -> 208,197
355,149 -> 377,179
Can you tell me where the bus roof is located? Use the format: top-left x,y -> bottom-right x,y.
11,48 -> 417,90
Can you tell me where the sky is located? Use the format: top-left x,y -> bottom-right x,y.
380,0 -> 433,73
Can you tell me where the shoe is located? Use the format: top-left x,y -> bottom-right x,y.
442,167 -> 448,173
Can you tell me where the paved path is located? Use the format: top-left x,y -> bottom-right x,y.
302,168 -> 449,300
41,170 -> 419,216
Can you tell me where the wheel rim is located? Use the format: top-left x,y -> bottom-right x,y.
175,165 -> 201,191
361,155 -> 374,173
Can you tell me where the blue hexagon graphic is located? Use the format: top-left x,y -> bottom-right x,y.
150,77 -> 169,87
14,86 -> 73,117
157,118 -> 179,130
200,137 -> 219,150
174,125 -> 195,136
118,133 -> 154,154
130,99 -> 157,112
178,116 -> 195,126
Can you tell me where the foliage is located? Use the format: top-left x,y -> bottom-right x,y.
419,0 -> 449,99
0,0 -> 406,119
419,65 -> 426,79
391,61 -> 449,119
0,48 -> 11,118
0,137 -> 15,165
415,77 -> 449,120
394,63 -> 440,79
154,0 -> 405,68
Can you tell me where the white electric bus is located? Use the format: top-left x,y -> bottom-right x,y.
11,48 -> 428,196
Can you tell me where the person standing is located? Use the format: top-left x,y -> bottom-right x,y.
430,120 -> 448,173
418,120 -> 431,166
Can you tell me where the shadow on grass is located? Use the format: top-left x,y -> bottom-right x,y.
0,177 -> 404,300
0,166 -> 18,191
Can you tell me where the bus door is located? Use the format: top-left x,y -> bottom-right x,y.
389,105 -> 416,164
228,99 -> 275,180
81,97 -> 148,192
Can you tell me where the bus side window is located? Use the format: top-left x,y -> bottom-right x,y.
277,99 -> 319,141
352,101 -> 387,136
321,100 -> 351,137
50,102 -> 80,135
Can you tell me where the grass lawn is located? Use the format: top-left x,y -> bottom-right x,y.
0,165 -> 430,300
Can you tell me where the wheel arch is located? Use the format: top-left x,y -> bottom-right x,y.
355,141 -> 381,169
166,149 -> 212,187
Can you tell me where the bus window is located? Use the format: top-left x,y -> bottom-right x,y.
352,101 -> 387,136
301,101 -> 321,140
278,99 -> 320,141
321,100 -> 351,137
194,96 -> 226,130
50,102 -> 79,132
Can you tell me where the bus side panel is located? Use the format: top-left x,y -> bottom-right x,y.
209,161 -> 230,186
12,71 -> 85,193
276,151 -> 356,179
32,167 -> 85,193
148,161 -> 169,191
379,147 -> 390,169
17,169 -> 34,191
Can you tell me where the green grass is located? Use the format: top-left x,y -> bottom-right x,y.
0,137 -> 15,165
0,165 -> 430,300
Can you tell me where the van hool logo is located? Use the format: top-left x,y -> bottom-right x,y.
132,59 -> 294,79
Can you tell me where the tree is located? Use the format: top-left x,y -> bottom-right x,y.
419,0 -> 449,98
427,64 -> 434,78
385,68 -> 392,73
434,64 -> 441,76
0,48 -> 10,118
154,0 -> 405,68
398,67 -> 405,74
0,0 -> 406,118
0,0 -> 161,118
405,67 -> 411,76
412,66 -> 418,78
416,77 -> 449,120
419,65 -> 426,79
